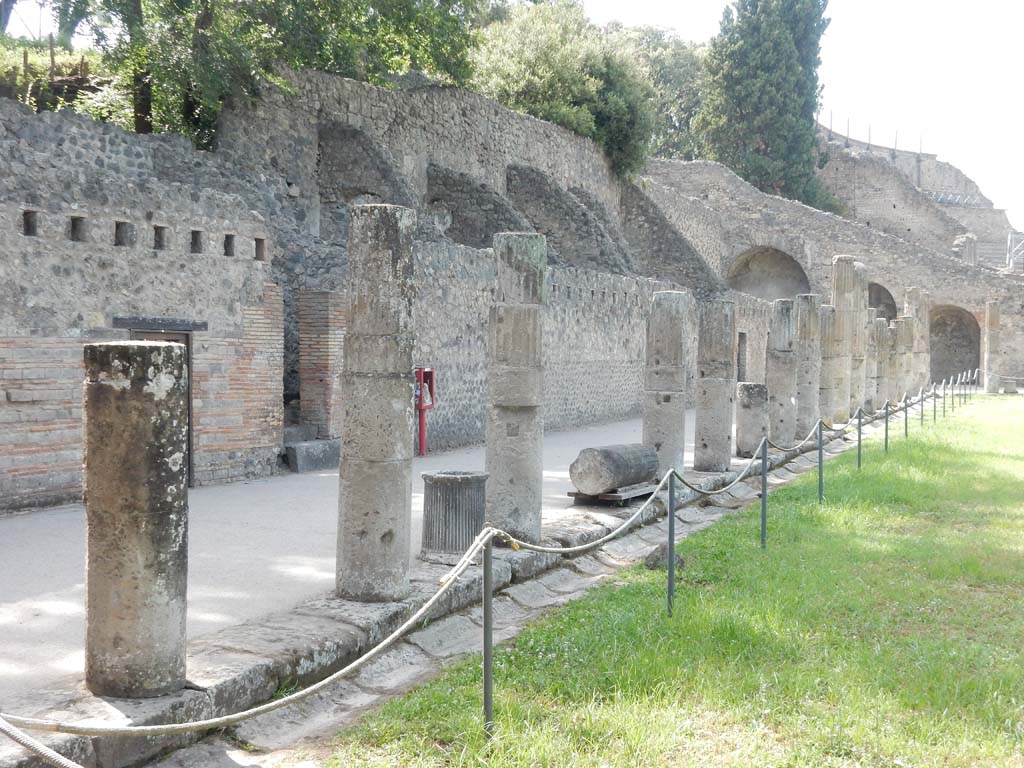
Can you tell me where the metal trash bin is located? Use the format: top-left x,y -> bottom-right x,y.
421,471 -> 488,555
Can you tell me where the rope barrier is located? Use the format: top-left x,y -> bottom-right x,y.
0,383 -> 958,759
765,422 -> 821,453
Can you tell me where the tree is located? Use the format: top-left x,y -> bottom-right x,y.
50,0 -> 481,143
607,25 -> 704,160
470,0 -> 655,176
693,0 -> 837,210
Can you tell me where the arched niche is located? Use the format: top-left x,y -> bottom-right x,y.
726,247 -> 811,301
868,282 -> 898,322
929,305 -> 980,384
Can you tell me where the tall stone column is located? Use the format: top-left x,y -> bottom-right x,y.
904,287 -> 931,390
735,383 -> 768,458
818,305 -> 839,424
883,320 -> 899,405
794,294 -> 821,437
892,316 -> 912,400
862,308 -> 879,413
337,205 -> 416,602
485,233 -> 547,542
765,299 -> 797,447
983,299 -> 1001,393
693,299 -> 736,472
848,263 -> 869,413
642,290 -> 692,476
84,341 -> 189,698
830,256 -> 857,421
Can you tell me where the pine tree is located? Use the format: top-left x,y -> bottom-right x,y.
694,0 -> 837,210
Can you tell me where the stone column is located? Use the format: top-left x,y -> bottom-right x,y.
862,308 -> 879,413
693,299 -> 736,472
884,321 -> 899,405
485,233 -> 547,542
818,305 -> 838,424
337,205 -> 416,602
892,316 -> 913,400
848,263 -> 869,413
794,294 -> 821,437
870,315 -> 889,409
983,299 -> 1001,393
830,256 -> 857,421
84,341 -> 189,698
642,290 -> 692,476
765,299 -> 797,447
904,287 -> 931,390
735,383 -> 768,458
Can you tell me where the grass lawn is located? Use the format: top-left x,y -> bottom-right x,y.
328,397 -> 1024,767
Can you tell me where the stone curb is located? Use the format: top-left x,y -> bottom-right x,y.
0,415 -> 889,768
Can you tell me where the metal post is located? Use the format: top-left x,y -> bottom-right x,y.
942,381 -> 946,417
760,439 -> 768,549
483,539 -> 494,737
856,408 -> 862,470
817,420 -> 824,503
932,386 -> 936,423
884,401 -> 889,452
919,389 -> 924,427
667,472 -> 676,616
904,395 -> 909,439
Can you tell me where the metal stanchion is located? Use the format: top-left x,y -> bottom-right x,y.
483,539 -> 494,737
919,389 -> 924,427
951,378 -> 956,413
932,385 -> 936,423
857,407 -> 862,470
760,439 -> 768,550
904,394 -> 909,439
667,472 -> 676,616
942,380 -> 946,417
817,420 -> 824,503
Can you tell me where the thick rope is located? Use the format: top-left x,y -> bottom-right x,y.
0,717 -> 85,768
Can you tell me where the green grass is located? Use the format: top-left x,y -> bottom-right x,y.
328,397 -> 1024,767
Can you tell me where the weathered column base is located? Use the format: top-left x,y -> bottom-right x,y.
642,390 -> 687,476
736,383 -> 768,458
694,378 -> 734,472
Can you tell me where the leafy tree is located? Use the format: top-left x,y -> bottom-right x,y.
607,25 -> 704,160
50,0 -> 481,143
470,0 -> 655,176
693,0 -> 838,210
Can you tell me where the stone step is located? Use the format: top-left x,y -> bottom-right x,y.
284,439 -> 340,473
283,424 -> 319,444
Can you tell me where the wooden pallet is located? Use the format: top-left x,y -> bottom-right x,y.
567,481 -> 658,506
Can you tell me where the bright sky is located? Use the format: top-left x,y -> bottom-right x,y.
585,0 -> 1022,230
9,1 -> 1022,229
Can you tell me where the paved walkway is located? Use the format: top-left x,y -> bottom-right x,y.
0,413 -> 705,702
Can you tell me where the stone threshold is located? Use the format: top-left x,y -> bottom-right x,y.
1,415 -> 890,768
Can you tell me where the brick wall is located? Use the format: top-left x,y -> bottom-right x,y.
297,290 -> 346,439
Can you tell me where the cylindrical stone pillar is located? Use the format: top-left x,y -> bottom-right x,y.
765,299 -> 797,447
84,341 -> 189,698
862,308 -> 879,413
485,232 -> 547,543
983,300 -> 1000,393
642,290 -> 692,476
904,286 -> 930,390
830,256 -> 857,421
871,316 -> 889,409
337,205 -> 417,601
794,294 -> 821,437
736,383 -> 768,458
884,321 -> 899,405
893,316 -> 914,399
848,263 -> 869,413
693,299 -> 736,472
819,305 -> 839,423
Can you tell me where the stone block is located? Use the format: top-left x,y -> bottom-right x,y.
285,439 -> 340,473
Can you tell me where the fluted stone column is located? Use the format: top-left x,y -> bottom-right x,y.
642,290 -> 692,476
736,383 -> 768,458
485,233 -> 547,543
830,256 -> 857,421
983,300 -> 1001,393
794,294 -> 821,437
862,308 -> 879,413
84,341 -> 189,698
693,299 -> 736,472
819,305 -> 839,424
337,205 -> 416,602
765,299 -> 797,447
848,262 -> 869,413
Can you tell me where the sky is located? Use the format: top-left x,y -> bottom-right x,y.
8,1 -> 1022,229
584,0 -> 1022,229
